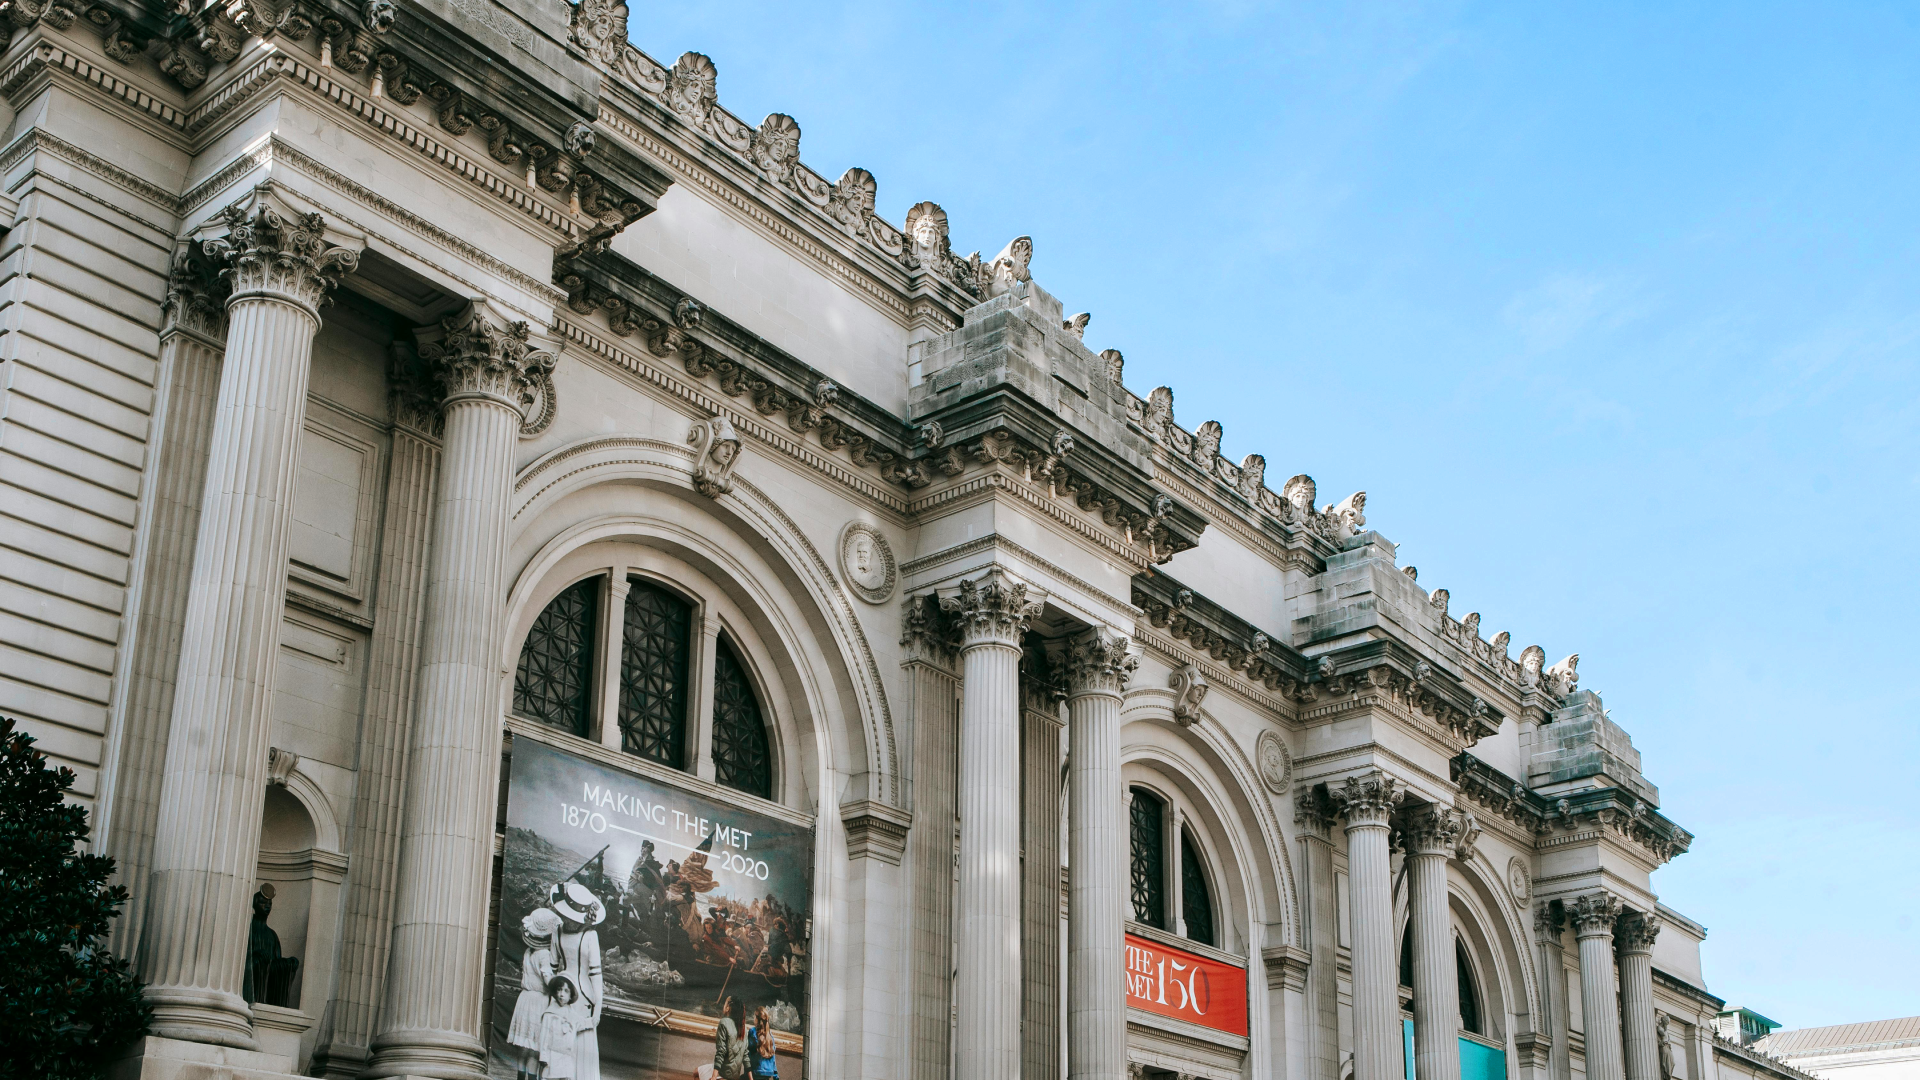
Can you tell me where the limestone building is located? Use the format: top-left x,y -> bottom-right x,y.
0,2 -> 1811,1080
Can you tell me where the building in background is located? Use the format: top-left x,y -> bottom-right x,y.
0,2 -> 1854,1080
1758,1018 -> 1920,1080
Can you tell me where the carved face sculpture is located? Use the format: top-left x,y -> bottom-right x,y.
852,534 -> 872,576
1008,236 -> 1032,279
711,438 -> 738,467
666,52 -> 718,117
752,114 -> 800,176
907,202 -> 947,259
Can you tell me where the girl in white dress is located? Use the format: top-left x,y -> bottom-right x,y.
507,908 -> 561,1080
549,883 -> 605,1080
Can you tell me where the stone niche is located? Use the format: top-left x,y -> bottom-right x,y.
253,774 -> 349,1069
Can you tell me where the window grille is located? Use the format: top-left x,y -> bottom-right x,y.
512,576 -> 600,737
1129,787 -> 1166,928
617,578 -> 693,767
711,636 -> 772,798
1180,830 -> 1215,947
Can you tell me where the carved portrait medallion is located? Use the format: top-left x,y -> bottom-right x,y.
838,521 -> 896,604
1256,729 -> 1292,795
1508,856 -> 1531,902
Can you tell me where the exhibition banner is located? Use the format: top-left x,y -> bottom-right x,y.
489,735 -> 813,1080
1123,932 -> 1249,1036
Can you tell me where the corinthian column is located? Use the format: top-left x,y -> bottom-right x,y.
140,192 -> 359,1048
371,303 -> 553,1079
942,569 -> 1045,1080
1404,805 -> 1470,1080
1570,893 -> 1626,1080
1617,911 -> 1662,1080
1331,772 -> 1405,1080
1064,627 -> 1136,1080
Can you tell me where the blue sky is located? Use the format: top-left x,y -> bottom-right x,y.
629,2 -> 1920,1027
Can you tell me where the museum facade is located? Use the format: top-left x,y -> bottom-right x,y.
0,3 -> 1809,1080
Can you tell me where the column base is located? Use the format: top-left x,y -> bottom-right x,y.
143,985 -> 257,1050
367,1028 -> 488,1080
110,1036 -> 296,1080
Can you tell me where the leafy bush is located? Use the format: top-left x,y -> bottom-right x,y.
0,715 -> 150,1079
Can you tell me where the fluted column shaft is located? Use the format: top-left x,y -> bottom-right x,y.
1406,807 -> 1471,1080
943,571 -> 1044,1080
140,199 -> 357,1049
372,303 -> 553,1080
1066,629 -> 1135,1080
1333,773 -> 1404,1080
1571,894 -> 1626,1080
1618,913 -> 1662,1080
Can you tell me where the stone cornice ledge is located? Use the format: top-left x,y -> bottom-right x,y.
839,799 -> 911,865
1451,752 -> 1693,865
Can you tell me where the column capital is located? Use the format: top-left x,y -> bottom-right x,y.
1616,909 -> 1661,954
1063,626 -> 1135,698
162,245 -> 230,344
1568,891 -> 1623,939
1294,785 -> 1337,838
1400,804 -> 1477,858
1331,770 -> 1404,830
940,568 -> 1045,649
1534,899 -> 1567,942
202,183 -> 361,317
417,298 -> 557,413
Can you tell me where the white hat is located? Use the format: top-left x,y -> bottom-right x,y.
550,881 -> 604,926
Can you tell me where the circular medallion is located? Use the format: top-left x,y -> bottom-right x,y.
1508,856 -> 1531,902
838,521 -> 896,604
1256,729 -> 1292,795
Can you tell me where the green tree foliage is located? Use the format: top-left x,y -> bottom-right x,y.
0,715 -> 150,1079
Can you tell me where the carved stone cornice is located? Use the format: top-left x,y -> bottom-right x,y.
161,244 -> 230,344
1132,571 -> 1309,698
1616,910 -> 1661,954
1262,944 -> 1311,993
839,799 -> 911,866
1329,770 -> 1403,830
1063,627 -> 1135,699
939,569 -> 1044,650
1450,752 -> 1694,866
1567,892 -> 1622,939
201,185 -> 359,317
415,299 -> 554,414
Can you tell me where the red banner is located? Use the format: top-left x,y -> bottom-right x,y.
1123,933 -> 1249,1036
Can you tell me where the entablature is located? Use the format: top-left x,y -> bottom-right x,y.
1451,751 -> 1693,866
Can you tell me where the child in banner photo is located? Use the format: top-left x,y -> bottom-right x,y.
508,909 -> 562,1080
536,976 -> 587,1080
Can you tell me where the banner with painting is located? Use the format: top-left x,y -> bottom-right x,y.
490,736 -> 813,1080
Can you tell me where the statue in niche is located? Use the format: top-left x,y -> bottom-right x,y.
242,883 -> 300,1008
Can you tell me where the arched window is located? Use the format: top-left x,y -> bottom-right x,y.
1179,829 -> 1215,947
1129,787 -> 1167,929
1399,922 -> 1414,991
510,563 -> 786,802
617,578 -> 693,767
1456,939 -> 1482,1035
512,576 -> 600,736
711,636 -> 772,798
